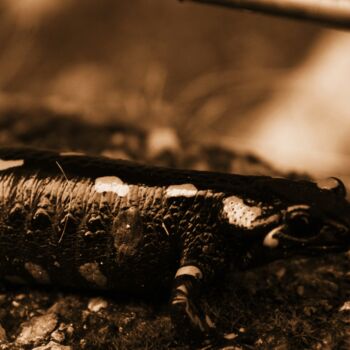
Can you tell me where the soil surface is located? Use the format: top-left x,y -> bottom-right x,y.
0,110 -> 349,350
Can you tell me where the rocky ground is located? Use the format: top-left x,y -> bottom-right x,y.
0,110 -> 349,350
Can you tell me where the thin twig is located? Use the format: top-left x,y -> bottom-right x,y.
56,161 -> 72,243
181,0 -> 350,30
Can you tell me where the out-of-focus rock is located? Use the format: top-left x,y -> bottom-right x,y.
50,329 -> 65,343
146,127 -> 180,166
0,324 -> 7,343
32,340 -> 72,350
87,298 -> 108,313
16,313 -> 58,346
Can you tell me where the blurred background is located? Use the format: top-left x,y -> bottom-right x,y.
0,0 -> 349,181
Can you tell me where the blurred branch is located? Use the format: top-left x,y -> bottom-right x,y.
182,0 -> 350,29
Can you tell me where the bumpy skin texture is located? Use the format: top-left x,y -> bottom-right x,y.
0,148 -> 227,292
0,146 -> 349,343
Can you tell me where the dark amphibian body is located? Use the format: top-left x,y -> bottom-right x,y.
0,147 -> 349,342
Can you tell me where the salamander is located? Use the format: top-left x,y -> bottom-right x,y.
0,146 -> 349,342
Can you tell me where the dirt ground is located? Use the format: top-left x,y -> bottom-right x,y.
0,111 -> 348,350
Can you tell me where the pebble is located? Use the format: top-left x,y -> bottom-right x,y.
32,341 -> 72,350
87,298 -> 107,312
223,333 -> 238,340
339,301 -> 350,312
0,295 -> 6,305
51,330 -> 65,343
0,324 -> 7,343
11,300 -> 20,308
16,313 -> 58,346
65,324 -> 74,337
296,285 -> 305,296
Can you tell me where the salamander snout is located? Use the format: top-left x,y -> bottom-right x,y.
263,203 -> 350,255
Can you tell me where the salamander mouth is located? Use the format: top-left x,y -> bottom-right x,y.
263,221 -> 350,254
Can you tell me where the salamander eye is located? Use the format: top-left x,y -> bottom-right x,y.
286,211 -> 317,237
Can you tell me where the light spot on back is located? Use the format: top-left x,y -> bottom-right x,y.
286,204 -> 310,213
263,225 -> 282,248
24,262 -> 50,284
95,176 -> 129,197
0,159 -> 24,171
59,151 -> 85,156
175,265 -> 203,280
79,262 -> 107,288
223,196 -> 262,228
166,184 -> 198,198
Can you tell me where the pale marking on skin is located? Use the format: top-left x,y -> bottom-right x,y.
223,195 -> 262,228
79,262 -> 107,288
176,284 -> 188,295
172,295 -> 187,303
0,159 -> 24,171
172,297 -> 205,332
95,176 -> 129,197
263,225 -> 285,248
175,265 -> 203,280
59,151 -> 85,156
24,262 -> 50,284
286,204 -> 310,213
166,183 -> 198,198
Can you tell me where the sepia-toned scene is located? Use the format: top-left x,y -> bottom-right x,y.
0,1 -> 349,349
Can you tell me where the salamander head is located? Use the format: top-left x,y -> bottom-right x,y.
222,177 -> 350,268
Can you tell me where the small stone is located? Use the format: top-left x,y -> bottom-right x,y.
58,323 -> 66,331
224,332 -> 238,340
65,325 -> 74,336
339,301 -> 350,312
87,298 -> 108,312
15,294 -> 26,301
16,313 -> 58,346
32,341 -> 72,350
11,301 -> 20,308
275,267 -> 286,279
79,339 -> 86,349
24,262 -> 50,284
78,262 -> 107,288
0,324 -> 7,343
296,285 -> 304,296
51,330 -> 65,343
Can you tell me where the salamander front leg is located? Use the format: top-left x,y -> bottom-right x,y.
171,265 -> 216,339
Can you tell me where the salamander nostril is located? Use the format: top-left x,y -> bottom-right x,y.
316,177 -> 347,198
